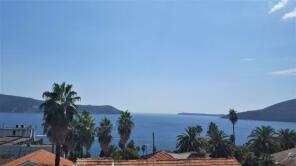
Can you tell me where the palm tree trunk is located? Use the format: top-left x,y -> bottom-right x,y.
80,145 -> 83,157
232,124 -> 235,144
103,145 -> 108,157
55,143 -> 61,166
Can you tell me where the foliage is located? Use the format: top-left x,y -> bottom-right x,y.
63,118 -> 80,158
77,111 -> 96,154
207,123 -> 233,158
108,144 -> 118,155
62,111 -> 95,160
124,146 -> 140,159
207,122 -> 219,136
101,111 -> 138,160
40,82 -> 80,166
97,117 -> 113,157
39,83 -> 294,165
258,153 -> 274,166
110,140 -> 140,160
111,150 -> 123,160
117,110 -> 134,149
228,109 -> 238,125
176,126 -> 205,153
277,128 -> 296,150
231,146 -> 244,163
125,140 -> 140,159
241,151 -> 259,166
247,126 -> 279,155
228,109 -> 238,144
141,144 -> 147,155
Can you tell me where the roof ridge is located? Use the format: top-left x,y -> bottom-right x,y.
4,149 -> 73,166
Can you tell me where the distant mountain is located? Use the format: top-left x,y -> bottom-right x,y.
224,99 -> 296,122
0,94 -> 122,114
178,112 -> 224,117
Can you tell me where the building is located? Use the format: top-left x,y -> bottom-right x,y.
146,151 -> 208,160
0,125 -> 35,145
3,149 -> 73,166
76,151 -> 240,166
0,125 -> 35,138
272,147 -> 296,166
0,144 -> 54,158
0,125 -> 54,158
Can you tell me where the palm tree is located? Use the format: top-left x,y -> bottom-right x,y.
277,128 -> 296,150
117,110 -> 134,150
40,82 -> 80,166
141,144 -> 147,155
247,126 -> 278,155
63,119 -> 79,158
242,151 -> 259,166
259,153 -> 274,166
97,117 -> 113,157
228,109 -> 238,144
176,126 -> 204,153
77,111 -> 96,157
207,126 -> 233,158
207,122 -> 219,136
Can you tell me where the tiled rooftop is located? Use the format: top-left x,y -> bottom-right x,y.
4,149 -> 73,166
272,147 -> 296,166
146,151 -> 175,160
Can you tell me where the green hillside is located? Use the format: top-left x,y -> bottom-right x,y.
225,99 -> 296,122
0,94 -> 122,114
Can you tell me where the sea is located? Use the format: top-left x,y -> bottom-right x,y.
0,113 -> 295,157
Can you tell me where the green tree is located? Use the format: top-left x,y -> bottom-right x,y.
77,111 -> 96,156
110,140 -> 140,160
141,144 -> 147,156
63,119 -> 79,159
40,82 -> 80,166
247,126 -> 278,155
207,123 -> 232,158
176,126 -> 205,153
242,151 -> 259,166
125,140 -> 140,159
277,128 -> 296,150
117,110 -> 134,150
108,144 -> 118,155
97,117 -> 113,157
228,109 -> 238,144
111,150 -> 123,160
207,122 -> 219,136
258,153 -> 274,166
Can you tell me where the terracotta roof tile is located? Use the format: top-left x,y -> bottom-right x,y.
147,151 -> 175,160
4,149 -> 73,166
76,158 -> 241,166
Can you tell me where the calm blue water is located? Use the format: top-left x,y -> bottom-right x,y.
0,113 -> 295,156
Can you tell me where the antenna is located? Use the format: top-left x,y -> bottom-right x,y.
152,132 -> 156,154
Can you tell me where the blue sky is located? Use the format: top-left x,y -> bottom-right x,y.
1,0 -> 295,114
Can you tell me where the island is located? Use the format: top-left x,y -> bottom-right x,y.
178,112 -> 224,117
